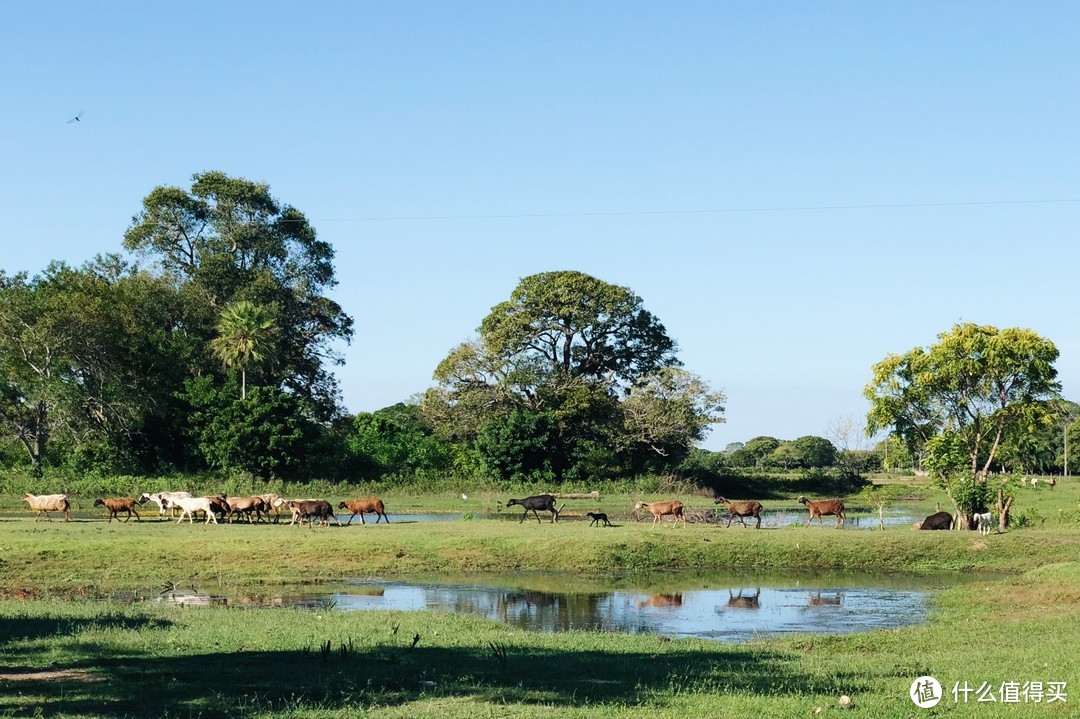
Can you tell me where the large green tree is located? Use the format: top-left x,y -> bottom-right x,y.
0,259 -> 187,475
479,270 -> 679,394
124,171 -> 353,417
790,435 -> 838,469
424,271 -> 722,481
741,436 -> 781,469
865,323 -> 1060,527
347,403 -> 452,478
183,377 -> 315,479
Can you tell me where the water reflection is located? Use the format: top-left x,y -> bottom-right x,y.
808,591 -> 844,607
134,570 -> 991,642
636,593 -> 684,609
328,578 -> 930,641
724,589 -> 761,610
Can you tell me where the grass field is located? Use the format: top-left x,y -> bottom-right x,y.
1,478 -> 1078,717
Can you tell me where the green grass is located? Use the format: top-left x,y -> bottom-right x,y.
1,563 -> 1078,718
4,511 -> 1080,599
2,477 -> 1078,717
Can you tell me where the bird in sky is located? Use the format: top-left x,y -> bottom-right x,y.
67,111 -> 83,124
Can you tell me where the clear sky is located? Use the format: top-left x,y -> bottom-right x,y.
3,2 -> 1078,451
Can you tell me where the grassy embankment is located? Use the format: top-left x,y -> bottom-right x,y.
1,477 -> 1078,717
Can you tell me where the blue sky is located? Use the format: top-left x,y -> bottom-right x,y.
3,2 -> 1078,450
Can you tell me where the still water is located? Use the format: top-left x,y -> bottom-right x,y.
150,570 -> 987,642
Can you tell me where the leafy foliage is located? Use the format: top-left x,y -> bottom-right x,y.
479,270 -> 678,387
790,436 -> 837,468
210,300 -> 277,399
347,404 -> 452,478
475,409 -> 560,483
424,271 -> 723,482
866,323 -> 1060,480
181,377 -> 315,479
622,368 -> 726,457
0,259 -> 196,475
124,171 -> 353,418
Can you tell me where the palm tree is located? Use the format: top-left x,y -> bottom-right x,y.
210,301 -> 276,399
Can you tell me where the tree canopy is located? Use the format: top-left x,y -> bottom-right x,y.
423,271 -> 723,481
210,301 -> 277,400
865,323 -> 1060,481
0,259 -> 187,475
124,171 -> 353,417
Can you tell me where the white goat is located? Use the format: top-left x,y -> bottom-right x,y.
139,492 -> 192,520
169,496 -> 219,524
974,511 -> 994,536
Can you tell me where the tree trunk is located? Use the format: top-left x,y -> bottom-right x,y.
996,490 -> 1013,533
241,368 -> 247,400
25,400 -> 47,478
945,489 -> 972,530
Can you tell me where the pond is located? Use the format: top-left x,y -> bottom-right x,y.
143,570 -> 989,642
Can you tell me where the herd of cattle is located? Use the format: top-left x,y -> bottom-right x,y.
18,490 -> 987,532
19,491 -> 389,526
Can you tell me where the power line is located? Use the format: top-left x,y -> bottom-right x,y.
12,196 -> 1080,229
316,197 -> 1080,222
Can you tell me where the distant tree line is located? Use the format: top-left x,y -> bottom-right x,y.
3,176 -> 1073,488
0,174 -> 729,484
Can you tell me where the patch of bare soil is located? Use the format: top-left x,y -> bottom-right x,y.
0,668 -> 103,683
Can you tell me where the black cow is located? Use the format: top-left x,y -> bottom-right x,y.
913,511 -> 953,530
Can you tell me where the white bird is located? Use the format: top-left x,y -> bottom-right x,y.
461,493 -> 468,501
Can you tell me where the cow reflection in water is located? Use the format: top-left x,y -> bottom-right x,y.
807,591 -> 844,607
636,593 -> 684,609
492,590 -> 606,632
725,589 -> 761,610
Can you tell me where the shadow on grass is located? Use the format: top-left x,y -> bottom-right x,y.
0,630 -> 873,717
0,614 -> 169,645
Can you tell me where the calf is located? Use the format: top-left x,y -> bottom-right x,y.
974,511 -> 994,536
587,511 -> 611,527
